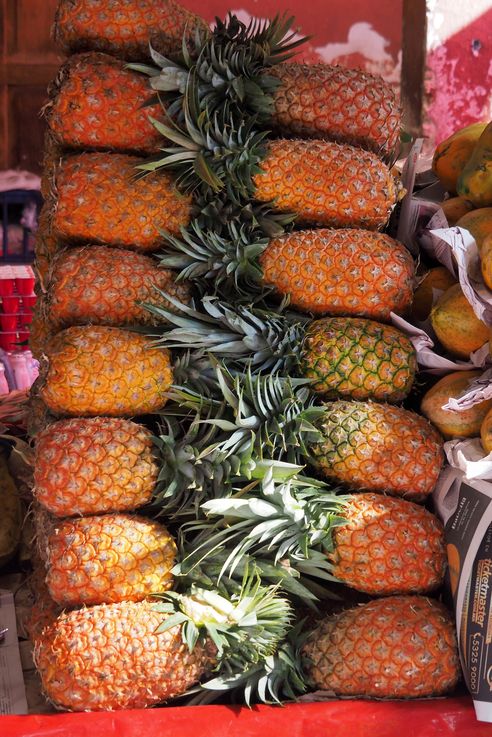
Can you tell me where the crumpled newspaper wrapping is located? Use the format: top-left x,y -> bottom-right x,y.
442,438 -> 492,481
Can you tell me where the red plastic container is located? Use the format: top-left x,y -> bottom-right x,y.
0,313 -> 18,331
0,278 -> 15,297
2,295 -> 20,313
18,312 -> 33,326
21,294 -> 36,311
17,330 -> 30,347
16,276 -> 36,295
0,332 -> 19,351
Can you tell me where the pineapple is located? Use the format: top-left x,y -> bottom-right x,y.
34,203 -> 59,290
160,226 -> 415,320
53,0 -> 209,61
25,560 -> 62,643
34,599 -> 215,710
33,417 -> 158,517
52,152 -> 192,251
310,401 -> 443,501
39,325 -> 173,416
299,317 -> 416,402
303,596 -> 460,698
200,484 -> 447,597
44,513 -> 176,607
45,246 -> 191,330
44,53 -> 165,154
153,300 -> 416,403
268,63 -> 401,158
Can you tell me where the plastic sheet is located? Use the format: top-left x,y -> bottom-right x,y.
2,698 -> 492,737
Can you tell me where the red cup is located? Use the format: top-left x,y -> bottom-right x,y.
0,314 -> 19,331
0,278 -> 15,297
17,330 -> 30,345
18,312 -> 33,326
2,296 -> 20,313
21,294 -> 36,311
16,277 -> 36,295
0,332 -> 19,351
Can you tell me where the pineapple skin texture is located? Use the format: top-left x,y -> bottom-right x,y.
303,596 -> 460,698
52,153 -> 192,251
270,63 -> 401,158
253,139 -> 399,229
34,417 -> 158,517
300,317 -> 416,402
47,246 -> 190,330
311,401 -> 443,501
44,513 -> 176,607
260,229 -> 414,319
53,0 -> 209,61
40,326 -> 173,417
332,493 -> 446,595
34,600 -> 215,711
46,53 -> 165,154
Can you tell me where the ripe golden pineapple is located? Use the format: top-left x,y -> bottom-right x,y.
300,317 -> 416,402
34,417 -> 158,517
52,152 -> 192,251
46,246 -> 191,330
44,513 -> 176,607
331,494 -> 445,595
39,325 -> 173,416
269,63 -> 401,158
260,229 -> 414,319
34,203 -> 59,290
253,139 -> 400,229
45,53 -> 165,154
303,596 -> 460,698
311,401 -> 443,501
34,599 -> 214,710
54,0 -> 209,61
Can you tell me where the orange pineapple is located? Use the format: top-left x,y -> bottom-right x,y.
34,417 -> 158,517
52,153 -> 192,251
260,229 -> 414,319
310,401 -> 443,501
54,0 -> 209,61
46,246 -> 190,329
34,599 -> 214,710
252,139 -> 400,229
45,53 -> 165,154
39,325 -> 173,416
44,513 -> 176,607
303,596 -> 459,698
269,63 -> 401,158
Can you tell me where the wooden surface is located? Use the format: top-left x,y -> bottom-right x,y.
0,0 -> 61,173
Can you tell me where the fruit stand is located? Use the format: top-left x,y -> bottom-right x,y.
1,0 -> 492,734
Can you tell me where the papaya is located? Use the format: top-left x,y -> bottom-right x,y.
432,122 -> 489,193
410,266 -> 457,321
456,207 -> 492,251
481,234 -> 492,290
430,283 -> 489,358
440,196 -> 475,225
480,405 -> 492,452
457,121 -> 492,207
421,370 -> 492,439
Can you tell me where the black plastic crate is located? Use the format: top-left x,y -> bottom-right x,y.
1,189 -> 42,264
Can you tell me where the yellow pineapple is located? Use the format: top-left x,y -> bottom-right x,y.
44,513 -> 176,606
45,53 -> 165,154
54,0 -> 209,61
39,325 -> 173,416
303,596 -> 460,698
34,417 -> 158,517
34,599 -> 215,710
52,152 -> 192,251
46,246 -> 190,330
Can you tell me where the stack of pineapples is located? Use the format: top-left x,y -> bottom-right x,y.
27,0 -> 461,713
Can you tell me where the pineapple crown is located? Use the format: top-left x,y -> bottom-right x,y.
177,472 -> 348,595
130,13 -> 307,123
152,573 -> 308,704
146,294 -> 307,375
